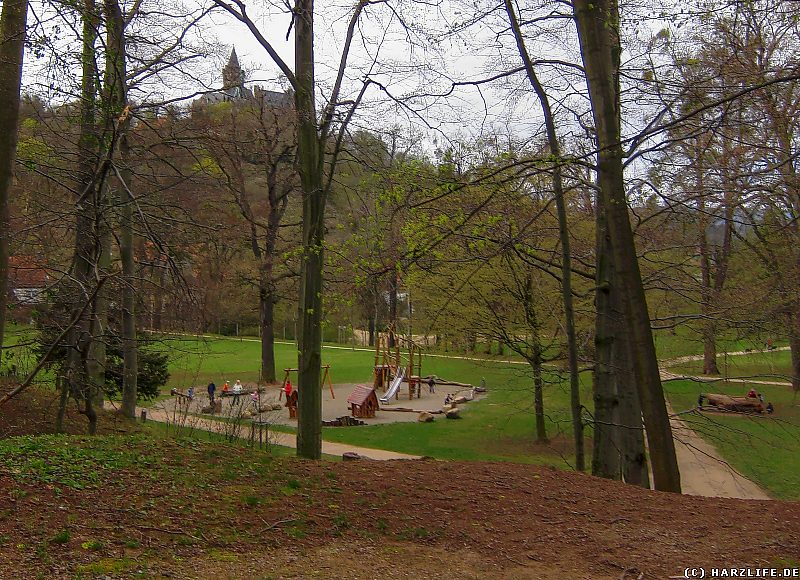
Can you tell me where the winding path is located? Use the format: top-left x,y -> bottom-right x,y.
659,351 -> 784,499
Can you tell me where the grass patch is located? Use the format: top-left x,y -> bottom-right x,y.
77,557 -> 138,575
668,349 -> 796,383
0,434 -> 158,489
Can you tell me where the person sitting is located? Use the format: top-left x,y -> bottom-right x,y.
766,402 -> 774,414
747,388 -> 758,399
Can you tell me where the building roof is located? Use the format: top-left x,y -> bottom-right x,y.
8,256 -> 48,288
347,385 -> 377,406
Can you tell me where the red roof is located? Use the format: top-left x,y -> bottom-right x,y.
8,256 -> 48,288
347,385 -> 376,406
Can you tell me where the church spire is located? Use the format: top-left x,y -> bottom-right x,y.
222,47 -> 243,90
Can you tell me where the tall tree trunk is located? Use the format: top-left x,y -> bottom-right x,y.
505,0 -> 583,470
592,200 -> 621,479
259,268 -> 276,382
615,319 -> 649,487
593,195 -> 649,485
87,224 -> 110,408
55,375 -> 69,433
106,0 -> 137,418
788,309 -> 800,392
388,267 -> 398,347
65,0 -> 100,431
0,0 -> 29,350
295,0 -> 324,459
531,359 -> 547,443
572,0 -> 680,492
696,161 -> 721,375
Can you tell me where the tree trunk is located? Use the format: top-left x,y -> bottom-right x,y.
0,0 -> 29,350
87,223 -> 110,408
260,276 -> 276,383
388,267 -> 398,347
531,359 -> 548,443
592,202 -> 621,479
64,0 -> 100,432
295,0 -> 324,460
572,0 -> 680,492
697,168 -> 720,376
616,321 -> 649,487
788,309 -> 800,392
105,0 -> 137,418
55,375 -> 69,433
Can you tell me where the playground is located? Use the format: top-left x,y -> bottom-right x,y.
163,327 -> 485,427
164,379 -> 483,427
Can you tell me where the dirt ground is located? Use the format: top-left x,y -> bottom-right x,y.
1,443 -> 799,579
1,388 -> 800,579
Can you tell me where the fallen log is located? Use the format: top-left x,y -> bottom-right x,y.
380,407 -> 444,414
706,393 -> 764,414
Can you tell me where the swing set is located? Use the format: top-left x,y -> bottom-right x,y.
281,364 -> 336,419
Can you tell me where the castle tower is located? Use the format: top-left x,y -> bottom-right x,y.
222,48 -> 244,90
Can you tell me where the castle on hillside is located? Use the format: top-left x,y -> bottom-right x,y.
196,48 -> 293,108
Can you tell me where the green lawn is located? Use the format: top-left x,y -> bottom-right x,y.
153,333 -> 589,465
652,326 -> 777,361
160,336 -> 377,387
668,349 -> 796,383
322,360 -> 593,465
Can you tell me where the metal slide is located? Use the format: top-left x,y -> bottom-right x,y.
379,368 -> 405,403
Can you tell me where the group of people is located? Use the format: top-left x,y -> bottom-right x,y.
747,388 -> 774,414
206,379 -> 244,404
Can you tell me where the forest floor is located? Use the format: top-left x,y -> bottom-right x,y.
2,390 -> 799,579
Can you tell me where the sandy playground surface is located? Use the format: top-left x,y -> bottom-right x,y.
165,380 -> 483,427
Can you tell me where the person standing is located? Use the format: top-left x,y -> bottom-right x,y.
283,379 -> 293,400
208,381 -> 216,404
427,376 -> 436,394
233,379 -> 243,403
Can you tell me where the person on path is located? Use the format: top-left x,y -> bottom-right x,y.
233,379 -> 243,403
282,380 -> 293,400
428,376 -> 435,394
208,381 -> 216,404
187,387 -> 194,400
767,402 -> 775,414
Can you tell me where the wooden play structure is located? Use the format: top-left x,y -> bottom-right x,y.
347,385 -> 379,418
373,325 -> 423,401
281,364 -> 336,399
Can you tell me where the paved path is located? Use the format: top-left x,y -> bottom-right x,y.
659,363 -> 772,499
106,402 -> 421,461
666,403 -> 770,499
